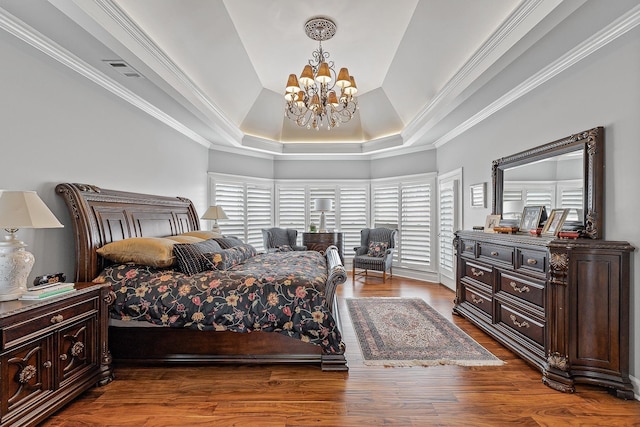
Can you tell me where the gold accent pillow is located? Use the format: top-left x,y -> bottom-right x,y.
164,235 -> 204,243
179,230 -> 223,240
96,237 -> 178,268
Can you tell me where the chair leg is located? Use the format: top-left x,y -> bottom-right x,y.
352,265 -> 355,279
383,270 -> 386,283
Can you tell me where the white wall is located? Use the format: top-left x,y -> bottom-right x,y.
1,29 -> 209,285
436,8 -> 640,386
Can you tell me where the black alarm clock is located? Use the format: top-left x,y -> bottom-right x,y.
33,273 -> 66,286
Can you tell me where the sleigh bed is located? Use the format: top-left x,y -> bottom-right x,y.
55,183 -> 348,371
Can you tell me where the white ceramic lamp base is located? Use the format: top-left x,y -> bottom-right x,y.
0,241 -> 34,301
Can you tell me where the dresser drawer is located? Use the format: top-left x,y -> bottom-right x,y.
497,301 -> 545,347
478,242 -> 514,266
462,259 -> 493,288
497,270 -> 545,309
1,296 -> 99,349
459,238 -> 476,257
462,282 -> 492,317
516,248 -> 548,276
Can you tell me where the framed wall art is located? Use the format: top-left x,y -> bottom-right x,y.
470,183 -> 486,208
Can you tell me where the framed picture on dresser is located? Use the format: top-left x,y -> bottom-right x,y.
541,208 -> 568,236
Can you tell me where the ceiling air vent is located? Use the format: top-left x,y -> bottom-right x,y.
103,60 -> 143,78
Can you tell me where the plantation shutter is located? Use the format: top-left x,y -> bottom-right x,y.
338,186 -> 369,253
401,183 -> 431,266
246,184 -> 272,251
372,185 -> 399,227
213,182 -> 245,240
276,186 -> 306,232
560,188 -> 583,221
525,189 -> 553,214
439,182 -> 455,272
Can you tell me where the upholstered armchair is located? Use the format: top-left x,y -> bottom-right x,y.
262,227 -> 307,253
352,227 -> 398,282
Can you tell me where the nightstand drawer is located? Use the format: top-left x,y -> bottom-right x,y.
459,238 -> 476,257
1,296 -> 98,349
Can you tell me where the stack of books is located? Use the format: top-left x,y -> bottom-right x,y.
19,282 -> 75,300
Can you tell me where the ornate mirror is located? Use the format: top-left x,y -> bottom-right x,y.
492,127 -> 604,239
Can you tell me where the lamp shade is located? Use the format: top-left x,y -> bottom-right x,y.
201,206 -> 228,220
0,191 -> 63,229
313,198 -> 332,212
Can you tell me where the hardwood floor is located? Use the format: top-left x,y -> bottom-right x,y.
44,275 -> 640,426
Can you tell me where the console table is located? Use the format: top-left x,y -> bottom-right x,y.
453,230 -> 634,399
303,232 -> 344,263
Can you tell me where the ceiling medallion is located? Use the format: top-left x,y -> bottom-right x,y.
284,17 -> 358,131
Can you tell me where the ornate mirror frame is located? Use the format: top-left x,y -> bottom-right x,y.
492,127 -> 604,239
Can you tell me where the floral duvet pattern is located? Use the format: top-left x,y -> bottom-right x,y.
95,251 -> 344,354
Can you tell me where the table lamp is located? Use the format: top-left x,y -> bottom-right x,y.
201,205 -> 228,233
0,191 -> 64,301
313,198 -> 332,232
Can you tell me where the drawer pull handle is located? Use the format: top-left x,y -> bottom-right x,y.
527,258 -> 537,265
510,281 -> 530,293
465,246 -> 473,251
471,268 -> 484,277
510,314 -> 530,328
43,361 -> 52,369
60,354 -> 68,361
491,251 -> 499,256
50,314 -> 64,323
471,295 -> 484,304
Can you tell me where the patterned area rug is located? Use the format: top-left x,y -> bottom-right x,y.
346,297 -> 503,367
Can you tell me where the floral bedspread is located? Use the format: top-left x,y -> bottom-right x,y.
95,251 -> 344,354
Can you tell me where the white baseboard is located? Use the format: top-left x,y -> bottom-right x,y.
630,374 -> 639,401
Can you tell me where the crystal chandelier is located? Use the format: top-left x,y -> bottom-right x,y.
284,17 -> 358,131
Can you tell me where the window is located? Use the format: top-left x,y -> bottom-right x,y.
372,174 -> 435,271
275,181 -> 369,250
210,173 -> 434,272
208,174 -> 273,251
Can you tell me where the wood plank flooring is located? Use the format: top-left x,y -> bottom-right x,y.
44,275 -> 640,426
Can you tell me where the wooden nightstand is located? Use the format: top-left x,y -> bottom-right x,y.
303,232 -> 344,263
0,283 -> 112,426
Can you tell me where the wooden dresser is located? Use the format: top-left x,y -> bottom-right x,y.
302,232 -> 344,263
453,230 -> 634,399
0,283 -> 113,426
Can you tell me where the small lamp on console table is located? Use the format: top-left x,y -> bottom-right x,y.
0,191 -> 64,301
313,198 -> 332,233
201,205 -> 228,233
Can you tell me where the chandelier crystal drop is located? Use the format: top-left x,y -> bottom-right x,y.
284,17 -> 358,131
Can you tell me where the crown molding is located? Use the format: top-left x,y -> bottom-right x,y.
91,0 -> 244,146
402,0 -> 560,147
0,6 -> 211,148
433,3 -> 640,148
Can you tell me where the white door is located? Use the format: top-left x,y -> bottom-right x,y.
438,170 -> 461,291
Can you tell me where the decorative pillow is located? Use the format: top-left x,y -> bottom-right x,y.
203,244 -> 257,270
164,235 -> 204,244
173,239 -> 223,275
213,236 -> 244,249
179,230 -> 223,240
367,241 -> 389,257
96,237 -> 177,268
274,244 -> 293,252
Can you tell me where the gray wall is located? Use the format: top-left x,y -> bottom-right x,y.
1,28 -> 209,285
437,7 -> 640,382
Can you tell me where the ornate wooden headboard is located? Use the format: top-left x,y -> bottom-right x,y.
56,183 -> 200,282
